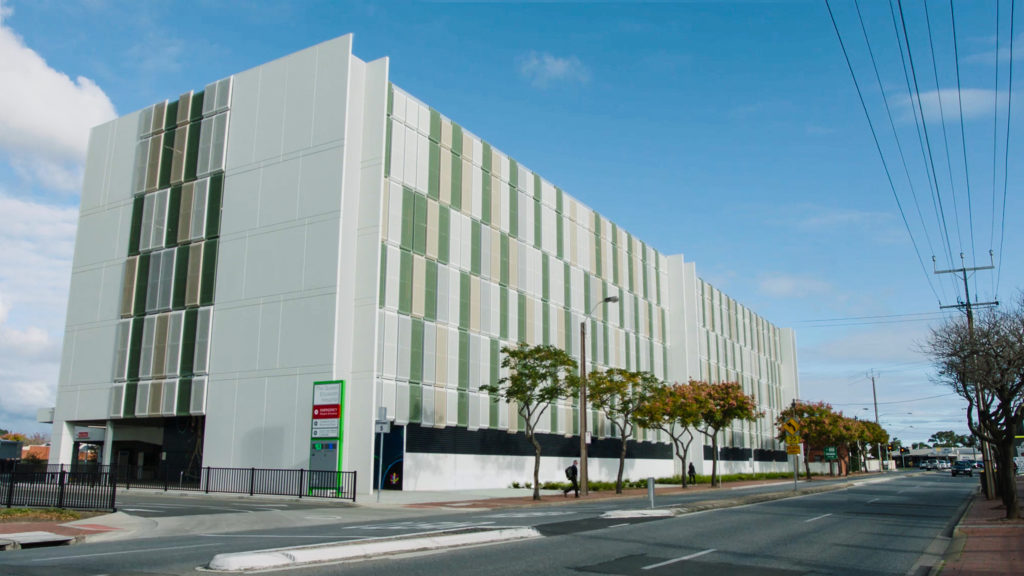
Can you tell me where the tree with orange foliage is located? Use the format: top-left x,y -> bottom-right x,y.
692,381 -> 762,487
635,380 -> 703,488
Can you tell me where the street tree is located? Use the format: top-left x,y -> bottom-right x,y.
635,381 -> 703,488
692,381 -> 761,486
481,343 -> 577,501
586,369 -> 662,493
926,295 -> 1024,519
777,401 -> 841,480
928,430 -> 972,447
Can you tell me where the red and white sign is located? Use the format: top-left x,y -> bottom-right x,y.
312,404 -> 340,419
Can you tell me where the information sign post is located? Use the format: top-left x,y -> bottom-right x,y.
309,380 -> 345,495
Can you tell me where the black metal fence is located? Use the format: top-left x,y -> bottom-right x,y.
1,469 -> 117,511
2,463 -> 356,503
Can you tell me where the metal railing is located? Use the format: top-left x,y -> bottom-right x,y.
2,463 -> 356,503
2,469 -> 117,511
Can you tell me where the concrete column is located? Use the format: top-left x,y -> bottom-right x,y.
101,420 -> 114,466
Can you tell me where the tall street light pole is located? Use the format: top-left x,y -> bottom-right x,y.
579,294 -> 618,497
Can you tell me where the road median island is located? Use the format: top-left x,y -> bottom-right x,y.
205,526 -> 541,572
671,482 -> 853,515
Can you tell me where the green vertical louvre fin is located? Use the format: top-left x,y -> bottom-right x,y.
541,254 -> 549,301
634,296 -> 641,341
387,83 -> 394,117
175,378 -> 192,416
499,285 -> 509,339
556,211 -> 563,259
611,223 -> 619,285
180,308 -> 197,375
184,119 -> 201,181
172,245 -> 189,309
458,330 -> 470,390
556,187 -> 563,214
481,142 -> 491,173
648,302 -> 655,339
458,390 -> 469,427
451,122 -> 463,156
551,397 -> 558,432
563,263 -> 571,312
627,243 -> 634,293
459,272 -> 471,330
127,316 -> 146,378
509,158 -> 518,189
641,242 -> 649,299
508,183 -> 518,238
413,194 -> 427,255
564,309 -> 572,351
583,272 -> 591,316
590,318 -> 598,367
206,173 -> 224,238
190,91 -> 204,123
450,152 -> 462,210
438,205 -> 450,264
481,173 -> 491,226
399,250 -> 413,315
400,187 -> 415,251
542,300 -> 550,345
603,322 -> 609,366
427,141 -> 440,200
470,220 -> 481,275
518,411 -> 527,431
489,338 -> 500,389
128,196 -> 144,256
573,400 -> 579,434
133,254 -> 150,316
164,100 -> 178,131
517,292 -> 526,343
593,214 -> 602,277
384,118 -> 392,178
533,198 -> 541,250
425,260 -> 437,321
378,246 -> 387,307
533,173 -> 541,200
165,185 -> 181,245
649,339 -> 655,373
123,382 -> 138,417
409,383 -> 422,423
199,239 -> 218,306
158,128 -> 174,188
410,318 -> 424,383
429,108 -> 441,143
499,233 -> 509,286
663,346 -> 669,380
661,308 -> 667,342
625,334 -> 632,370
490,395 -> 499,428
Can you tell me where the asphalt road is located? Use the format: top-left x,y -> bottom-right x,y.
0,473 -> 976,576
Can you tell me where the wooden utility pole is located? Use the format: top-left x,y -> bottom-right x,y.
934,253 -> 997,499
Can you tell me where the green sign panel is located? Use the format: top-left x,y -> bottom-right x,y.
824,446 -> 838,461
309,380 -> 346,493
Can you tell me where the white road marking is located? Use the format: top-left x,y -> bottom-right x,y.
608,523 -> 630,528
804,513 -> 832,523
868,498 -> 881,503
642,549 -> 716,569
119,508 -> 160,513
30,543 -> 218,562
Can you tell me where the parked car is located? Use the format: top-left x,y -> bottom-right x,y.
951,461 -> 974,477
920,459 -> 939,470
937,460 -> 951,470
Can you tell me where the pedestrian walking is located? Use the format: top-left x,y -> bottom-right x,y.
688,462 -> 696,485
564,460 -> 579,498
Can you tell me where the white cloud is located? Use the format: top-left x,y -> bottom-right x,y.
517,51 -> 590,88
758,273 -> 834,299
0,17 -> 116,189
897,88 -> 1001,124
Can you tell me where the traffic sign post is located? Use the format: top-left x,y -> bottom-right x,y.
783,419 -> 802,491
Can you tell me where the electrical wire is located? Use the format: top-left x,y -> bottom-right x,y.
949,0 -> 979,299
826,0 -> 942,305
996,0 -> 1016,296
990,0 -> 1001,298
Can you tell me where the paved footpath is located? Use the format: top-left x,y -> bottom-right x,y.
938,476 -> 1024,575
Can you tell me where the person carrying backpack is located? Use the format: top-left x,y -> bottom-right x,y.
564,460 -> 579,498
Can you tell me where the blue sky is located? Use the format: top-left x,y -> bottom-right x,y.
0,0 -> 1019,445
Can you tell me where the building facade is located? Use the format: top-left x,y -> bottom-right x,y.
49,35 -> 799,493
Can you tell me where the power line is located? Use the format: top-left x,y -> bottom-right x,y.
949,0 -> 979,300
922,0 -> 966,259
794,310 -> 950,323
826,0 -> 941,305
832,392 -> 958,407
990,0 -> 1001,299
996,0 -> 1016,297
898,0 -> 959,281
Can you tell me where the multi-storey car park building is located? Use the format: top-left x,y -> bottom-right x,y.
47,35 -> 798,493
